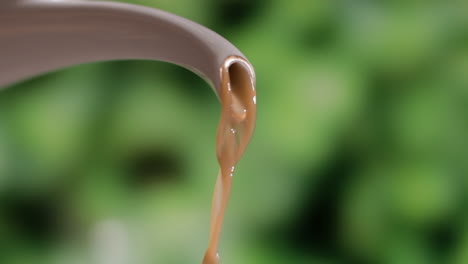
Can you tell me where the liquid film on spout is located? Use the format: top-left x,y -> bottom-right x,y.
202,56 -> 256,264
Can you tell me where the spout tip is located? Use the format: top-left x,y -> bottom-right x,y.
221,56 -> 255,87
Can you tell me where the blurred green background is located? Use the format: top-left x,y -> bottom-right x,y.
1,0 -> 468,263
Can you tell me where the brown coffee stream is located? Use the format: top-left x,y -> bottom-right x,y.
202,56 -> 257,264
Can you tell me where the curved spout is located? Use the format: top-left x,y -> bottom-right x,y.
0,3 -> 258,263
0,0 -> 254,97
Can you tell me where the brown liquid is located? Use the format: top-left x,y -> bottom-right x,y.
202,56 -> 256,264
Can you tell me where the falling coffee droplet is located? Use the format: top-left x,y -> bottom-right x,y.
203,56 -> 256,264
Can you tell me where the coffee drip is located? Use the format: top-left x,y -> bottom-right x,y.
202,56 -> 256,264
